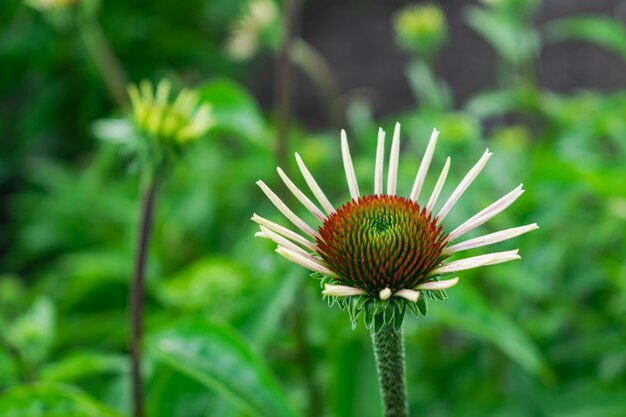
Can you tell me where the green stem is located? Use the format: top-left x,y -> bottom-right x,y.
371,324 -> 409,417
289,39 -> 341,125
79,17 -> 129,108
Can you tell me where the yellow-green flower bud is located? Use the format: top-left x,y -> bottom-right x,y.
394,4 -> 447,58
127,79 -> 213,144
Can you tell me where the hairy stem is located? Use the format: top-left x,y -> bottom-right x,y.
130,181 -> 158,417
371,324 -> 409,417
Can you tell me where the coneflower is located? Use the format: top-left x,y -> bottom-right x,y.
253,123 -> 537,417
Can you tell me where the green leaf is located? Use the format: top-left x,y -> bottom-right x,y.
429,285 -> 553,382
544,16 -> 626,60
39,351 -> 127,383
464,6 -> 539,65
0,383 -> 123,417
149,318 -> 300,417
196,77 -> 269,147
405,59 -> 452,111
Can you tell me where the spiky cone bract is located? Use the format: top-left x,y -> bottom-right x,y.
253,123 -> 537,333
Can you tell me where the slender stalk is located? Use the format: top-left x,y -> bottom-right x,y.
274,0 -> 300,169
130,181 -> 158,417
371,324 -> 409,417
79,17 -> 129,108
289,39 -> 340,126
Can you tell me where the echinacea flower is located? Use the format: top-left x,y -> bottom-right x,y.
253,123 -> 537,330
226,0 -> 281,61
128,79 -> 213,144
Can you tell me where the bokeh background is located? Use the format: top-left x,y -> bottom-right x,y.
2,0 -> 626,416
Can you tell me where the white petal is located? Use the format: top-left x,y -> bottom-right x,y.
447,184 -> 524,242
425,157 -> 450,213
445,223 -> 538,254
410,128 -> 439,202
387,122 -> 401,195
259,225 -> 317,262
394,289 -> 420,302
379,287 -> 392,301
295,153 -> 335,215
341,130 -> 360,199
437,149 -> 493,222
322,284 -> 367,297
256,181 -> 318,238
277,167 -> 326,222
416,277 -> 460,290
276,247 -> 337,277
374,128 -> 386,195
430,250 -> 520,275
251,213 -> 316,251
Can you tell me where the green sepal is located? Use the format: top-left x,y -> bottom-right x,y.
373,312 -> 385,334
393,301 -> 406,332
417,295 -> 428,315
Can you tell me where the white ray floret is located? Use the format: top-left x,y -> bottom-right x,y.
258,225 -> 317,262
416,277 -> 460,290
437,149 -> 492,222
256,180 -> 318,238
323,284 -> 367,297
387,123 -> 401,196
341,130 -> 360,199
276,167 -> 326,221
447,184 -> 525,241
295,153 -> 335,214
394,289 -> 421,302
276,247 -> 337,277
374,128 -> 386,195
425,157 -> 450,213
445,224 -> 538,254
410,128 -> 439,202
379,288 -> 392,301
251,213 -> 316,251
430,250 -> 520,276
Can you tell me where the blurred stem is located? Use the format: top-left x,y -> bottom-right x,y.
290,39 -> 341,126
371,324 -> 409,417
79,16 -> 129,108
130,180 -> 158,417
274,0 -> 300,169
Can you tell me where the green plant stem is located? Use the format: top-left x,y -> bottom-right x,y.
79,17 -> 129,108
371,324 -> 409,417
289,39 -> 341,125
130,181 -> 158,417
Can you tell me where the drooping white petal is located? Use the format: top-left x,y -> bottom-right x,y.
437,149 -> 493,222
394,289 -> 420,302
425,156 -> 450,213
416,277 -> 460,290
251,213 -> 316,251
410,128 -> 439,202
341,130 -> 360,199
256,181 -> 318,238
379,287 -> 392,300
322,284 -> 367,297
259,225 -> 317,262
295,153 -> 335,215
276,247 -> 337,277
374,128 -> 386,195
276,167 -> 326,221
447,184 -> 525,242
445,223 -> 538,254
430,250 -> 520,276
387,122 -> 401,195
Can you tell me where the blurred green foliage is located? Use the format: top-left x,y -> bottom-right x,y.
2,0 -> 626,416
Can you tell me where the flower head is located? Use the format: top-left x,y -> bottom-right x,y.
226,0 -> 282,61
394,4 -> 447,58
253,123 -> 537,331
127,79 -> 213,144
